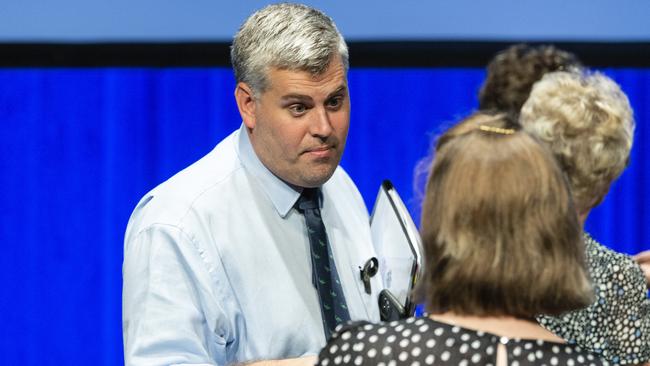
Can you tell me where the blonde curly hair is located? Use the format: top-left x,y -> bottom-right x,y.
520,71 -> 634,214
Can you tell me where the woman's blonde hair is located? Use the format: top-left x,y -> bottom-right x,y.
418,112 -> 593,317
520,71 -> 634,214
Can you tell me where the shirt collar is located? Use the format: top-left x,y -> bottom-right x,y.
237,124 -> 303,218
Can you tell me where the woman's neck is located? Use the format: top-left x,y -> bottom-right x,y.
428,312 -> 565,343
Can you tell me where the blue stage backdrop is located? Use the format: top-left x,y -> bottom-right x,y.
0,67 -> 648,365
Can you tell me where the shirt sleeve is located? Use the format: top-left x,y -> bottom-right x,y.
123,224 -> 230,366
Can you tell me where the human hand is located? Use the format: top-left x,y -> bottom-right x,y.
632,250 -> 650,289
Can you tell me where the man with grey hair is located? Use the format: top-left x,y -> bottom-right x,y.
122,3 -> 382,366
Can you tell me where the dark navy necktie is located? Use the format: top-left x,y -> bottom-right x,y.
296,188 -> 350,339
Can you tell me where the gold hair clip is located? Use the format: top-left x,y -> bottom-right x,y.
478,125 -> 515,135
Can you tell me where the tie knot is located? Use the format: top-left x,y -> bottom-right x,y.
297,188 -> 320,211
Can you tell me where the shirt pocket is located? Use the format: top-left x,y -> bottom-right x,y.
348,262 -> 383,322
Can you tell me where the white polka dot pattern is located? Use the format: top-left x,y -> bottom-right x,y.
317,317 -> 608,366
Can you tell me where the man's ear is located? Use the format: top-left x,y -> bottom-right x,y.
235,82 -> 256,129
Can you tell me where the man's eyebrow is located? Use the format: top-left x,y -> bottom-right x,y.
280,94 -> 312,102
328,86 -> 347,98
280,85 -> 347,102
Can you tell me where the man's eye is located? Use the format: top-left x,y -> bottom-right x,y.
289,104 -> 307,115
326,97 -> 343,109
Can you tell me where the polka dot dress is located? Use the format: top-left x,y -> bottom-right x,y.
537,233 -> 650,365
317,317 -> 608,366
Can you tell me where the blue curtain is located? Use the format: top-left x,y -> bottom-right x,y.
1,67 -> 648,365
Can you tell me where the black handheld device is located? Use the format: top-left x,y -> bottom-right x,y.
378,289 -> 406,321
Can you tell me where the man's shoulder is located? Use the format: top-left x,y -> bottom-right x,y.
322,166 -> 370,223
126,131 -> 244,236
325,165 -> 357,192
325,166 -> 364,202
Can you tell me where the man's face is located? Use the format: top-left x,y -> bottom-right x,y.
240,59 -> 350,188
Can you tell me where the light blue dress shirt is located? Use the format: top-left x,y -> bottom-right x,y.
123,125 -> 383,366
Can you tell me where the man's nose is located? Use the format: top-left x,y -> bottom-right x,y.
310,107 -> 334,138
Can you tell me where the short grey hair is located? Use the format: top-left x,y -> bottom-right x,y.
520,71 -> 635,214
230,3 -> 349,96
